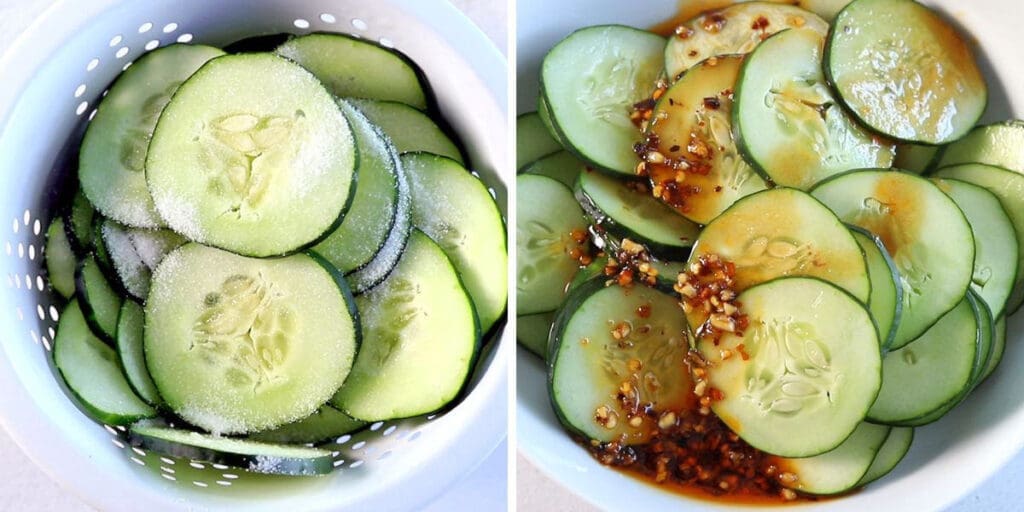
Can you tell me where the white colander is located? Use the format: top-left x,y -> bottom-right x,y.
0,0 -> 508,510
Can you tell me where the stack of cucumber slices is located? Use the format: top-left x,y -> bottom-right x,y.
47,32 -> 506,476
518,0 -> 1017,498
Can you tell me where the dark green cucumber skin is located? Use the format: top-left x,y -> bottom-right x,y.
74,256 -> 122,346
546,277 -> 604,440
846,223 -> 904,353
126,428 -> 334,476
64,192 -> 96,255
116,299 -> 163,408
574,175 -> 693,261
306,250 -> 363,353
249,405 -> 369,445
856,428 -> 915,487
596,234 -> 686,295
224,33 -> 293,53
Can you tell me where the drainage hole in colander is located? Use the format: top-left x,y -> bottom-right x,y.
47,326 -> 55,339
115,47 -> 129,59
369,421 -> 384,431
163,23 -> 178,34
176,33 -> 193,43
160,466 -> 175,475
32,218 -> 40,235
382,425 -> 397,436
192,481 -> 208,488
351,18 -> 368,30
16,242 -> 23,258
189,461 -> 205,469
349,460 -> 364,469
76,101 -> 89,116
138,22 -> 153,34
319,13 -> 336,24
336,434 -> 352,445
379,37 -> 394,48
293,19 -> 310,29
351,441 -> 366,451
109,35 -> 122,47
377,450 -> 392,461
130,457 -> 145,466
145,40 -> 160,51
11,218 -> 18,234
35,304 -> 45,320
29,330 -> 38,344
86,58 -> 99,72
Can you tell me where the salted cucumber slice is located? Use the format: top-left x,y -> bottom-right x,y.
350,99 -> 464,164
697,277 -> 881,457
250,406 -> 367,445
116,300 -> 162,407
145,243 -> 359,434
45,217 -> 76,298
146,53 -> 356,257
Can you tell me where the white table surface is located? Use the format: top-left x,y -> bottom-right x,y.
0,1 -> 507,511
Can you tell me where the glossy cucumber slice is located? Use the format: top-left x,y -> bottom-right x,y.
146,53 -> 356,257
734,28 -> 893,189
541,25 -> 664,176
250,406 -> 367,445
812,170 -> 975,348
856,426 -> 914,486
825,0 -> 986,144
333,231 -> 479,421
276,33 -> 430,110
664,2 -> 827,80
549,279 -> 693,444
517,112 -> 563,168
697,277 -> 881,457
313,99 -> 400,275
45,217 -> 76,298
128,424 -> 333,476
936,121 -> 1024,171
645,55 -> 768,224
521,150 -> 584,189
849,225 -> 902,352
350,99 -> 464,164
115,300 -> 162,406
79,44 -> 225,228
516,174 -> 587,315
779,422 -> 891,495
145,244 -> 359,434
75,255 -> 123,344
54,300 -> 156,425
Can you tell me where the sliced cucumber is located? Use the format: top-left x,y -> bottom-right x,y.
223,33 -> 292,54
91,219 -> 115,278
126,227 -> 186,271
333,231 -> 479,421
75,255 -> 123,344
894,143 -> 941,174
54,300 -> 156,424
856,427 -> 914,486
548,279 -> 692,444
350,99 -> 464,164
575,169 -> 699,260
276,33 -> 430,110
811,170 -> 975,348
517,311 -> 555,359
45,217 -> 76,298
934,164 -> 1024,314
866,296 -> 978,425
64,190 -> 96,254
933,178 -> 1018,318
79,44 -> 225,228
250,406 -> 367,445
825,0 -> 986,144
734,28 -> 893,189
646,54 -> 768,224
520,150 -> 584,189
100,220 -> 151,300
403,153 -> 507,332
145,244 -> 359,434
982,316 -> 1007,382
779,422 -> 891,495
664,2 -> 828,80
313,99 -> 400,275
541,25 -> 664,176
849,225 -> 902,352
687,188 -> 870,330
697,277 -> 881,457
568,256 -> 608,293
516,174 -> 587,315
146,53 -> 357,257
936,121 -> 1024,171
116,300 -> 162,407
128,424 -> 333,476
517,112 -> 563,168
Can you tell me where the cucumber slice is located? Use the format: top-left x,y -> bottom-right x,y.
734,28 -> 893,189
687,188 -> 870,330
75,255 -> 123,344
856,427 -> 914,486
91,219 -> 115,278
537,94 -> 567,147
276,33 -> 430,110
934,164 -> 1024,314
849,225 -> 902,352
45,217 -> 76,298
126,227 -> 186,271
894,143 -> 941,174
936,121 -> 1024,171
80,44 -> 225,228
664,2 -> 828,80
933,178 -> 1018,318
100,220 -> 151,300
250,406 -> 367,445
779,422 -> 891,495
516,174 -> 587,315
517,112 -> 563,168
646,54 -> 768,224
521,150 -> 584,189
128,424 -> 333,476
517,311 -> 555,359
575,169 -> 700,260
145,244 -> 359,434
313,99 -> 400,275
981,316 -> 1007,382
350,99 -> 464,164
866,296 -> 978,425
541,25 -> 664,176
568,257 -> 608,293
54,300 -> 156,425
697,277 -> 881,457
825,0 -> 987,144
65,190 -> 96,254
146,53 -> 357,257
403,153 -> 508,333
116,300 -> 162,407
333,231 -> 479,421
548,279 -> 693,444
811,170 -> 975,348
223,33 -> 292,54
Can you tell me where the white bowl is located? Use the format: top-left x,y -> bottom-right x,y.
0,0 -> 508,510
516,1 -> 1024,510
